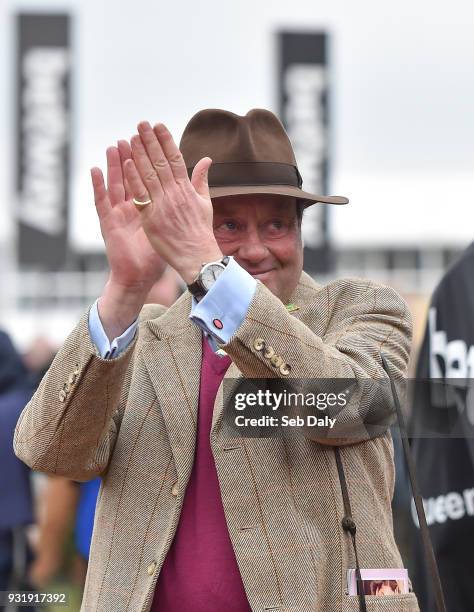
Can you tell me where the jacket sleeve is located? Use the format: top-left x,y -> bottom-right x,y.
13,310 -> 137,481
221,278 -> 412,445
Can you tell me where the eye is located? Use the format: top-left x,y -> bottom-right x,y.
216,220 -> 238,231
264,219 -> 290,237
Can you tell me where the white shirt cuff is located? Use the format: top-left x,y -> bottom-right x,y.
189,257 -> 257,344
88,299 -> 138,359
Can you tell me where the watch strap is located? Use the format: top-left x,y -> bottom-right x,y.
187,278 -> 206,301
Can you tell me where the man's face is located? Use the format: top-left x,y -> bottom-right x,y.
212,194 -> 304,303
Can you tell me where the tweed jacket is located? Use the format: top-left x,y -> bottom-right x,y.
14,272 -> 420,612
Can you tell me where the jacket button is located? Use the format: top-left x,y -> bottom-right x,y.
271,355 -> 283,368
59,390 -> 67,402
253,338 -> 265,351
280,363 -> 291,376
171,483 -> 179,497
263,346 -> 275,359
147,561 -> 157,576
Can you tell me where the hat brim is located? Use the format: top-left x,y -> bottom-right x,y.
209,184 -> 349,207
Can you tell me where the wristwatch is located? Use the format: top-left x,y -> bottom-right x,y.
187,256 -> 231,301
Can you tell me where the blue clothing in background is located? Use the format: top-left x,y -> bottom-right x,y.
75,478 -> 101,559
0,330 -> 35,600
0,330 -> 33,530
0,387 -> 34,529
0,331 -> 28,394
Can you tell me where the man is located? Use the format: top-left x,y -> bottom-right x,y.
14,109 -> 419,611
410,242 -> 474,611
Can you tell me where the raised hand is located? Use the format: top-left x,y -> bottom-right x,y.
91,143 -> 167,340
91,143 -> 167,291
122,121 -> 222,285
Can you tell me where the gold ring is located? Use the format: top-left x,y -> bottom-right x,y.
133,197 -> 152,207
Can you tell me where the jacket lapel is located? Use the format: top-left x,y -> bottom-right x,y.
142,291 -> 202,481
211,361 -> 244,435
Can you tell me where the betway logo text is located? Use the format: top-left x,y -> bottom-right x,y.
411,488 -> 474,528
429,307 -> 474,379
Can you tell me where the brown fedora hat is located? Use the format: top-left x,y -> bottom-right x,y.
179,108 -> 348,207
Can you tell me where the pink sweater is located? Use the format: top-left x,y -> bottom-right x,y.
151,336 -> 252,611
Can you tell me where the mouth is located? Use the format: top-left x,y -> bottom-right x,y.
249,270 -> 274,281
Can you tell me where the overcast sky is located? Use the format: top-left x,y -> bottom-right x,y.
1,0 -> 473,251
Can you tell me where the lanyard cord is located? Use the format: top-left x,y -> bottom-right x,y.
334,446 -> 368,612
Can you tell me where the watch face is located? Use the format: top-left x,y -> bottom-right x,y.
200,263 -> 225,290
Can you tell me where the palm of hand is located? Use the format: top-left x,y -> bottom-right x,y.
102,195 -> 166,288
91,143 -> 167,292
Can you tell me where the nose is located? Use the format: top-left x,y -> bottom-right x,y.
235,227 -> 269,265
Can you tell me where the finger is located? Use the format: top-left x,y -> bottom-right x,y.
191,157 -> 212,199
106,147 -> 126,206
130,134 -> 163,199
90,167 -> 111,217
137,121 -> 176,190
153,122 -> 190,184
123,158 -> 153,209
117,139 -> 133,200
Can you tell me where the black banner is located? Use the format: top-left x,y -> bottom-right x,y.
278,31 -> 331,274
16,13 -> 71,269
